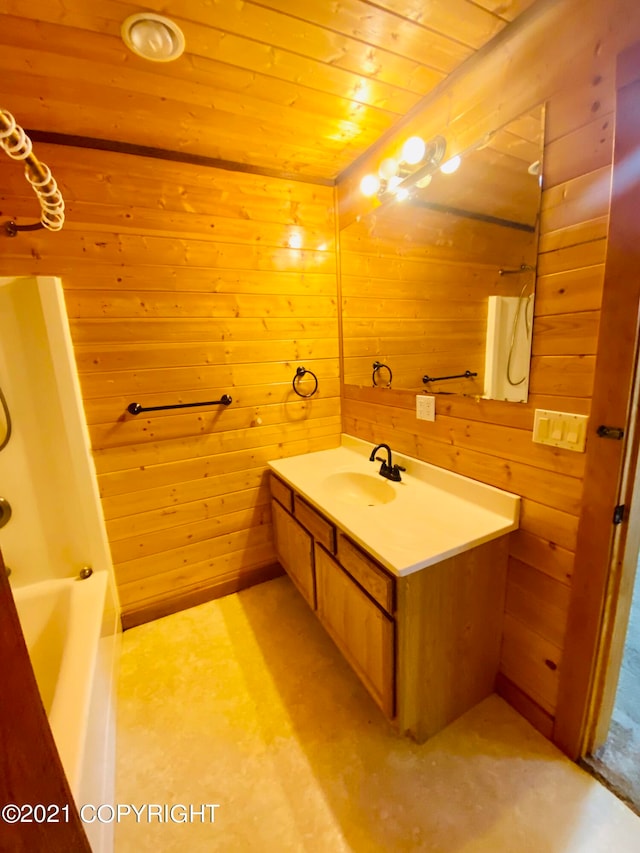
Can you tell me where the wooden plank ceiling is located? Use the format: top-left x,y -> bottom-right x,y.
0,0 -> 537,182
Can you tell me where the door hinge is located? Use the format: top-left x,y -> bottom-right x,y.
613,504 -> 626,525
597,425 -> 625,440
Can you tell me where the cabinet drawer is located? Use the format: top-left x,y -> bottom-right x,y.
270,474 -> 293,513
315,544 -> 395,719
337,534 -> 395,614
293,495 -> 335,553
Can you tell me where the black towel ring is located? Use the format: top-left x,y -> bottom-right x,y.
372,361 -> 392,387
292,366 -> 318,398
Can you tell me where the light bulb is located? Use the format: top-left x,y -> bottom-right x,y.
387,176 -> 402,192
360,174 -> 380,197
440,155 -> 461,175
288,233 -> 303,249
395,187 -> 409,201
378,158 -> 399,180
401,136 -> 426,165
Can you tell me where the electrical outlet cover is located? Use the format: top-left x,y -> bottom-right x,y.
416,395 -> 435,422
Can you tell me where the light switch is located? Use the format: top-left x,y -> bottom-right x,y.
551,423 -> 563,441
537,417 -> 549,440
533,409 -> 588,452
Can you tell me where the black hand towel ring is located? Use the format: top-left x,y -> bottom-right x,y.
372,361 -> 393,387
292,366 -> 318,398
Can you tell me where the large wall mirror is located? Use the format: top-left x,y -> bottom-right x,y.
340,105 -> 545,402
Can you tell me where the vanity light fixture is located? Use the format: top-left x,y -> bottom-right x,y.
121,13 -> 186,62
359,135 -> 447,202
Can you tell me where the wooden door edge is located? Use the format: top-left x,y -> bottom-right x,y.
552,39 -> 640,759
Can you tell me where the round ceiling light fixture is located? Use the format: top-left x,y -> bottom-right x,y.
121,13 -> 185,62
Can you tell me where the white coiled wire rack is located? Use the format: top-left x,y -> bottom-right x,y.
0,108 -> 65,235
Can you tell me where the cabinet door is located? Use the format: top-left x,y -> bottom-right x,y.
315,544 -> 395,718
272,499 -> 316,609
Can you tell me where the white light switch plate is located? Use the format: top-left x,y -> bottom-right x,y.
416,395 -> 435,422
533,409 -> 588,452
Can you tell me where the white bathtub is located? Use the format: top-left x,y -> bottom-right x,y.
13,570 -> 118,852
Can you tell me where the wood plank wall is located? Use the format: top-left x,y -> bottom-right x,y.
340,204 -> 536,392
338,0 -> 640,738
0,144 -> 340,626
1,0 -> 638,750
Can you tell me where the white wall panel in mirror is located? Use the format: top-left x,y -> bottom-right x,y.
340,105 -> 545,402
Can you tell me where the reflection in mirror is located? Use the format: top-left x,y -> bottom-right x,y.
340,105 -> 545,402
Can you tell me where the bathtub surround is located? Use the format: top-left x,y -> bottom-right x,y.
116,576 -> 640,852
0,276 -> 115,586
0,276 -> 119,853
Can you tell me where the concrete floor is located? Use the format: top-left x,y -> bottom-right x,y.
591,567 -> 640,812
116,576 -> 640,852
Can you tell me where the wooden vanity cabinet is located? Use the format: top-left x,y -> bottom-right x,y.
269,473 -> 508,743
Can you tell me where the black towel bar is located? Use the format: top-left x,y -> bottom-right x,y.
422,371 -> 477,384
127,395 -> 232,415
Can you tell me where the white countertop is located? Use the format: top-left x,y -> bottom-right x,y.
268,435 -> 520,577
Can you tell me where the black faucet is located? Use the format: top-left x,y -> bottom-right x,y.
369,443 -> 406,482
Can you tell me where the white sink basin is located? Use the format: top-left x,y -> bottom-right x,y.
323,471 -> 396,507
